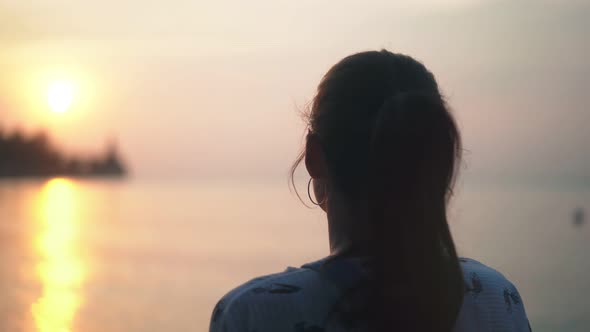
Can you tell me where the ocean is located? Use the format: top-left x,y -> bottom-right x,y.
0,177 -> 588,332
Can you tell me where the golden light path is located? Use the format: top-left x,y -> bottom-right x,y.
31,178 -> 85,332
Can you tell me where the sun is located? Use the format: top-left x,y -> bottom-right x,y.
47,80 -> 74,113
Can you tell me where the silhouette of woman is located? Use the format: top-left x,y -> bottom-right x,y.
209,50 -> 531,332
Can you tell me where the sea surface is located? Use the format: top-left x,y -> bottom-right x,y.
0,177 -> 588,332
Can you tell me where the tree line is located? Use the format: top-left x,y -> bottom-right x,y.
0,128 -> 126,177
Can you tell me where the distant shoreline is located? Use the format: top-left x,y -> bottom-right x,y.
0,173 -> 126,180
0,128 -> 128,179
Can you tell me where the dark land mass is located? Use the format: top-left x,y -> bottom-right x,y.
0,128 -> 127,178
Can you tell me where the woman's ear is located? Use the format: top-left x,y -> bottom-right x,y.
305,133 -> 328,179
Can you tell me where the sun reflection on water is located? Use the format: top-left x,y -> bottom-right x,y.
31,178 -> 85,332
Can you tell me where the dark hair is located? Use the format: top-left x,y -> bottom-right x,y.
290,50 -> 464,331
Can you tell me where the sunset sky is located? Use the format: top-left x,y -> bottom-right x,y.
1,0 -> 588,182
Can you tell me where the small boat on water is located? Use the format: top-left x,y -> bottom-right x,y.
573,207 -> 585,226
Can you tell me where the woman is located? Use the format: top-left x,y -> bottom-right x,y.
209,50 -> 531,332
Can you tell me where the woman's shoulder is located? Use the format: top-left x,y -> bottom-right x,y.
210,265 -> 336,331
217,266 -> 315,304
458,257 -> 518,290
456,257 -> 531,332
458,257 -> 524,303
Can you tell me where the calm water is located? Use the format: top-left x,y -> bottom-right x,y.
0,178 -> 588,332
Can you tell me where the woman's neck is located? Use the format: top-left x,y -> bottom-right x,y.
326,192 -> 371,257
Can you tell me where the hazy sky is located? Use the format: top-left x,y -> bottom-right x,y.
1,0 -> 589,182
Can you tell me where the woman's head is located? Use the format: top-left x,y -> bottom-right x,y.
292,50 -> 464,331
300,50 -> 459,204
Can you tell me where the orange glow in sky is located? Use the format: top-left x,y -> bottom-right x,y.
0,0 -> 588,179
